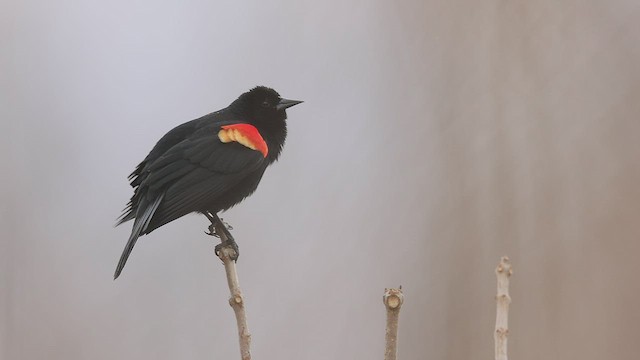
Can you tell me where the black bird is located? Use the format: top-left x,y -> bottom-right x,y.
114,86 -> 302,279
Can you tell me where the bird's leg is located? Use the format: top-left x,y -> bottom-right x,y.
205,212 -> 233,236
204,212 -> 217,236
205,212 -> 239,261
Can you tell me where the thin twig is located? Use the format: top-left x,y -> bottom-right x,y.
383,287 -> 404,360
214,219 -> 251,360
494,256 -> 512,360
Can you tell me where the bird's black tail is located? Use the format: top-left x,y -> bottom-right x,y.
114,193 -> 165,280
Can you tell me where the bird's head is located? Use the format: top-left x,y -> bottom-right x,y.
230,86 -> 303,123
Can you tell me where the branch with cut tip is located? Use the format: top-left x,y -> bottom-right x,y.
494,256 -> 512,360
214,219 -> 251,360
383,287 -> 404,360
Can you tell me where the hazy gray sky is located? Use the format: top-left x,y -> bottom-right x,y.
2,1 -> 640,359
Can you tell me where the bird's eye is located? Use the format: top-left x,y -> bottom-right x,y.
261,100 -> 270,108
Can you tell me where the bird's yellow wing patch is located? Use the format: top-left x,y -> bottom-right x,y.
218,124 -> 268,157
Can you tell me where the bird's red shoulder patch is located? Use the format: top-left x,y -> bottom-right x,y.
218,124 -> 268,157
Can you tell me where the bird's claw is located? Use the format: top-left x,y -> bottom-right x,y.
204,219 -> 233,237
204,219 -> 233,238
205,224 -> 221,237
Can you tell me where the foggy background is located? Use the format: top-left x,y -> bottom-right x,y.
2,1 -> 640,359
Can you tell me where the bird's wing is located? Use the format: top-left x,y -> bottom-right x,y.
139,123 -> 267,229
117,118 -> 203,224
128,118 -> 203,187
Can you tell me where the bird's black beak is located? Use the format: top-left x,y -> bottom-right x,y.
277,98 -> 303,111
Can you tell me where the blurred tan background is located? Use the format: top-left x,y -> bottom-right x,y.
2,1 -> 640,359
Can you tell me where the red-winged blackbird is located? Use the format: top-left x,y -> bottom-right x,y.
114,86 -> 302,279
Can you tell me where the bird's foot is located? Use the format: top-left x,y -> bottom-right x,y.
204,217 -> 233,237
205,223 -> 219,237
215,239 -> 239,262
204,212 -> 239,261
220,218 -> 233,231
205,218 -> 233,237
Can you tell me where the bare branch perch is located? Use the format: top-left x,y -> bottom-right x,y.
214,219 -> 251,360
383,287 -> 404,360
494,256 -> 512,360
